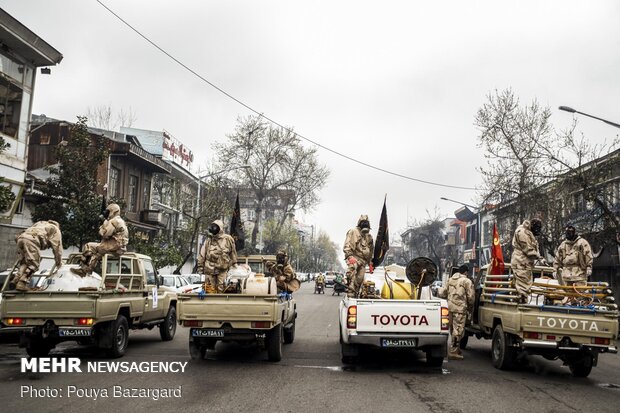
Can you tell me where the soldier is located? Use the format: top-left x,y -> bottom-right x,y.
553,225 -> 593,286
438,264 -> 475,360
11,220 -> 63,291
510,218 -> 543,303
71,203 -> 128,277
197,219 -> 237,293
266,249 -> 299,293
343,215 -> 374,297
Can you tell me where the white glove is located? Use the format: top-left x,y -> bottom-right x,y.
586,267 -> 592,277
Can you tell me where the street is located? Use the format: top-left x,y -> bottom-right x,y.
1,282 -> 619,413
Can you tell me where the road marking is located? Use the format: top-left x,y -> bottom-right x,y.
295,365 -> 343,371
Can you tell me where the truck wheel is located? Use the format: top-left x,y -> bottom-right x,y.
26,340 -> 51,357
491,325 -> 516,370
459,334 -> 469,350
569,354 -> 594,377
283,319 -> 296,344
266,325 -> 283,362
106,315 -> 129,358
159,306 -> 177,341
189,341 -> 206,360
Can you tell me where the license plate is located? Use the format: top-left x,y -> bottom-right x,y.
192,329 -> 224,337
59,328 -> 92,337
381,338 -> 417,348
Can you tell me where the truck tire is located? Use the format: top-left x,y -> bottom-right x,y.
106,315 -> 129,358
426,352 -> 444,367
26,340 -> 51,357
283,319 -> 296,344
189,341 -> 206,360
491,325 -> 516,370
569,353 -> 594,377
266,324 -> 283,362
159,306 -> 177,341
459,334 -> 469,350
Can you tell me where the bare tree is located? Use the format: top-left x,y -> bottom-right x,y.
214,115 -> 330,248
404,209 -> 447,274
86,104 -> 137,131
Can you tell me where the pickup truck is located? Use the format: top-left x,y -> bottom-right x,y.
464,264 -> 619,377
178,255 -> 297,362
339,262 -> 450,366
0,252 -> 178,358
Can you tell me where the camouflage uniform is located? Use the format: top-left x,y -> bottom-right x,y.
72,204 -> 128,276
438,271 -> 474,358
510,220 -> 541,302
13,221 -> 63,291
553,236 -> 593,286
198,219 -> 237,293
266,250 -> 298,293
343,215 -> 374,297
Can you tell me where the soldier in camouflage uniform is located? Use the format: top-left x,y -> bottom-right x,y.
12,220 -> 63,291
553,225 -> 593,286
438,264 -> 475,360
71,203 -> 128,277
197,219 -> 237,293
266,249 -> 299,293
510,219 -> 543,303
343,214 -> 374,298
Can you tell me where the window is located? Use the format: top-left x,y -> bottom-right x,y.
128,175 -> 138,212
142,179 -> 151,210
109,167 -> 120,198
143,260 -> 156,285
40,134 -> 50,145
0,75 -> 23,138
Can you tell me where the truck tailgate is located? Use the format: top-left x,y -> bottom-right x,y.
2,292 -> 96,318
521,309 -> 618,339
356,299 -> 443,333
178,295 -> 277,322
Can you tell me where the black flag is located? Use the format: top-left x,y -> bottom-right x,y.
372,196 -> 389,267
230,193 -> 245,251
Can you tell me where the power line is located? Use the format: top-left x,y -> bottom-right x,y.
95,0 -> 476,191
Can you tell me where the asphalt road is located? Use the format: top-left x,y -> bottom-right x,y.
1,282 -> 619,413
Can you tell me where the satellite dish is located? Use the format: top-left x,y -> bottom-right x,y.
405,257 -> 437,287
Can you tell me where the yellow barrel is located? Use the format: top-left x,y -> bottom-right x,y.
381,279 -> 412,299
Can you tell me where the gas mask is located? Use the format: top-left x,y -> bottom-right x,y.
359,220 -> 370,234
208,223 -> 220,236
565,227 -> 577,241
531,219 -> 542,236
103,209 -> 110,219
276,255 -> 286,266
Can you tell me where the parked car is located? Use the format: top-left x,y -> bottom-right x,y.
159,274 -> 201,293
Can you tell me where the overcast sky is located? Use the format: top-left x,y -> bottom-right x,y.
3,0 -> 620,256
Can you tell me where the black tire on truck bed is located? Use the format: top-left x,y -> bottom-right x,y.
266,324 -> 283,362
159,306 -> 177,341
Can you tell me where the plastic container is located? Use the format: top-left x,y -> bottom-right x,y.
242,274 -> 277,295
381,279 -> 413,299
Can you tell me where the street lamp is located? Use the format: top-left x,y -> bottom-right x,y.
440,197 -> 481,273
558,106 -> 620,129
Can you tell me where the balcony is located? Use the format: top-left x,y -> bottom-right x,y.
140,209 -> 168,227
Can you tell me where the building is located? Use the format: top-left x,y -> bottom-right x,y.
0,9 -> 62,267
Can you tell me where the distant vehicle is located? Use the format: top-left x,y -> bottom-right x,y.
159,274 -> 201,293
324,271 -> 343,288
185,274 -> 203,284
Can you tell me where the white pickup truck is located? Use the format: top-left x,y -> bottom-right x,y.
338,261 -> 450,366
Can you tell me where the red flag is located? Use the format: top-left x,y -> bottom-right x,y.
489,222 -> 505,275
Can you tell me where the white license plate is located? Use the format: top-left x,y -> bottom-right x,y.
59,328 -> 92,337
192,329 -> 224,337
381,338 -> 417,348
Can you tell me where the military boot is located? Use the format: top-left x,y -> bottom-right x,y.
448,349 -> 464,360
15,280 -> 29,292
70,266 -> 88,277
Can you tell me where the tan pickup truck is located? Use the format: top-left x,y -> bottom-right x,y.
464,264 -> 618,377
0,253 -> 177,358
178,254 -> 297,362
